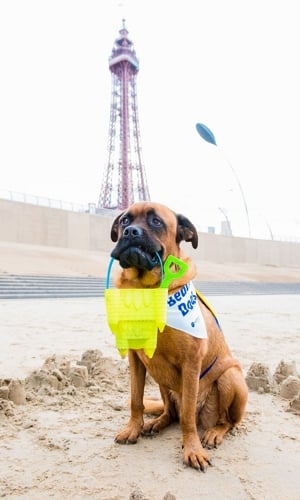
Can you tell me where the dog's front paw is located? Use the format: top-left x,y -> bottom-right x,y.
115,423 -> 142,444
182,439 -> 212,472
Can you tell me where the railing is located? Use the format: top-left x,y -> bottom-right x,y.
0,189 -> 92,213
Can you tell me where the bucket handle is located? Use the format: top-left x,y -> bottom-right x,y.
105,253 -> 188,290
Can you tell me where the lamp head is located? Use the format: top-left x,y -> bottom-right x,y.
195,123 -> 217,146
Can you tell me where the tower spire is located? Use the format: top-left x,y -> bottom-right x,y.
98,21 -> 150,210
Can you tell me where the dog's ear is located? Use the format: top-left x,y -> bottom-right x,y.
176,214 -> 198,249
110,212 -> 124,242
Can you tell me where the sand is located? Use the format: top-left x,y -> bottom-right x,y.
1,241 -> 300,498
1,294 -> 300,500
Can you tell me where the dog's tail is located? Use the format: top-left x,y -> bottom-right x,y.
143,397 -> 164,415
127,397 -> 164,415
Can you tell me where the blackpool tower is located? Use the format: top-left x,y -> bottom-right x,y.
98,20 -> 150,210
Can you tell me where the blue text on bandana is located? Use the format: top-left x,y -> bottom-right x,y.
166,282 -> 207,338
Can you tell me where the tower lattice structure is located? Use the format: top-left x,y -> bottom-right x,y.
98,20 -> 150,210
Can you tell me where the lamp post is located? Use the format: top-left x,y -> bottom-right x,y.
196,123 -> 252,238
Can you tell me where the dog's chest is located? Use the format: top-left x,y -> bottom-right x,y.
139,355 -> 181,391
136,336 -> 195,391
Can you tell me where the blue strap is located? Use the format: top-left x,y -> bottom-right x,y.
199,356 -> 218,380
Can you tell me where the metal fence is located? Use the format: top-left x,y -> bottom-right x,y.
0,189 -> 92,213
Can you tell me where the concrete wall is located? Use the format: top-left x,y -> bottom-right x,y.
0,199 -> 114,252
1,198 -> 300,267
192,233 -> 300,267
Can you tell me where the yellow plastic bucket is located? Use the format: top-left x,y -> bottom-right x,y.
104,255 -> 188,358
105,287 -> 168,358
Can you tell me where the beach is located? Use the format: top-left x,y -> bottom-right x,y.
1,293 -> 300,499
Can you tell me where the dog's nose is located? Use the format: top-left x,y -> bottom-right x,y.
123,225 -> 143,239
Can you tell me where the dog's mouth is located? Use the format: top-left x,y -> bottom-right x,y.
111,243 -> 162,270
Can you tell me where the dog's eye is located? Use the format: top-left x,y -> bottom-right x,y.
120,216 -> 130,226
150,215 -> 162,226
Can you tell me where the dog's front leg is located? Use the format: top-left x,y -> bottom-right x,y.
181,365 -> 211,471
115,350 -> 146,444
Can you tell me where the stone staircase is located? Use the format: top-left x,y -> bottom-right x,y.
0,274 -> 300,299
0,275 -> 106,299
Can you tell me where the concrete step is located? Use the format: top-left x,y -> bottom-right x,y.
0,275 -> 300,299
0,275 -> 106,299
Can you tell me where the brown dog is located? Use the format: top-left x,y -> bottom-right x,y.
110,201 -> 248,471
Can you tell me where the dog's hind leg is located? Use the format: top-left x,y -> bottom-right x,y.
201,366 -> 248,449
142,385 -> 178,435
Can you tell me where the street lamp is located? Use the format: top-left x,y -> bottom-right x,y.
195,123 -> 252,238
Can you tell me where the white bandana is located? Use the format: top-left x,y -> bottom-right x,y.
166,282 -> 207,338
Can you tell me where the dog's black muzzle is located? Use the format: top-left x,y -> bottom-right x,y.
111,224 -> 162,270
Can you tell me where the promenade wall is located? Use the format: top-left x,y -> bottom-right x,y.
1,198 -> 299,267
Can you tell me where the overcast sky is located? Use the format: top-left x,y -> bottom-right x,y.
0,0 -> 299,240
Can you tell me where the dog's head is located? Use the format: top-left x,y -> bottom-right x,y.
110,202 -> 198,286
